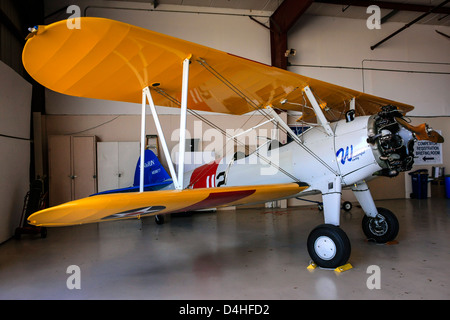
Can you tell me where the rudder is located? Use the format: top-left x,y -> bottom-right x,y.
133,149 -> 171,187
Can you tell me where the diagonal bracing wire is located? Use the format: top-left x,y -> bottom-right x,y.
195,58 -> 338,175
151,86 -> 301,184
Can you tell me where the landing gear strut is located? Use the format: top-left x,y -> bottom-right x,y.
353,182 -> 400,243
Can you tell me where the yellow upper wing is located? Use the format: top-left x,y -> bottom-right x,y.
23,17 -> 413,121
28,183 -> 307,227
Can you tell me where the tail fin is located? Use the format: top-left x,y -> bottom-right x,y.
92,150 -> 171,196
133,149 -> 171,187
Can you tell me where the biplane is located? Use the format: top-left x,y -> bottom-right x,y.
23,17 -> 444,269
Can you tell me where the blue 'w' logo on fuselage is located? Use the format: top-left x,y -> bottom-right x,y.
336,145 -> 353,165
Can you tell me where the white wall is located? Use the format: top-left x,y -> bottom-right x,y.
0,61 -> 32,243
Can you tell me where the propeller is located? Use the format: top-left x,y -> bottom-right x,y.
395,117 -> 444,143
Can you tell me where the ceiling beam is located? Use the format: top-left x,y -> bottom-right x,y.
270,0 -> 313,69
314,0 -> 450,15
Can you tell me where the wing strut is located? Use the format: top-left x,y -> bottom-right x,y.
265,105 -> 339,176
140,88 -> 147,192
303,86 -> 334,136
141,87 -> 180,190
350,97 -> 356,111
140,57 -> 191,191
177,57 -> 191,189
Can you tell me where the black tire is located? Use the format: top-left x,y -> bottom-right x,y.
155,214 -> 165,225
307,224 -> 351,269
342,201 -> 352,212
362,207 -> 399,243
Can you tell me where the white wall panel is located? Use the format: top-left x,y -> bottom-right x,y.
0,61 -> 32,242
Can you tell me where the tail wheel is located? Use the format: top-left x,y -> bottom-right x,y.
342,201 -> 352,212
362,207 -> 399,243
307,224 -> 351,269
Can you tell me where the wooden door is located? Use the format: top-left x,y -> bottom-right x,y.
72,136 -> 97,200
48,135 -> 72,206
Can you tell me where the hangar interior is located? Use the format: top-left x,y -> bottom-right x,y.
0,0 -> 449,300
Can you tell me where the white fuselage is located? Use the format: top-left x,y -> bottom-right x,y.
181,116 -> 383,197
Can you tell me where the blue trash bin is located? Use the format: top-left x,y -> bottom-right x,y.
445,175 -> 450,199
409,169 -> 429,199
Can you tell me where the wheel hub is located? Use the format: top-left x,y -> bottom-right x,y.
369,216 -> 388,236
314,236 -> 336,261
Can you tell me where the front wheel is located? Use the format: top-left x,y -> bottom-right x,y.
307,224 -> 351,269
362,207 -> 399,243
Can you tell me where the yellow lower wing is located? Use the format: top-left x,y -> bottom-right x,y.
28,183 -> 307,227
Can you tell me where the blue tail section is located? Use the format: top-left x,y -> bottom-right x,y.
93,149 -> 172,196
133,149 -> 171,187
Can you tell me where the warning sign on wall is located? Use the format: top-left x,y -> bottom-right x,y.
414,131 -> 443,165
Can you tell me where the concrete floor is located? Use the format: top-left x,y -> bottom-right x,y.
0,198 -> 449,300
